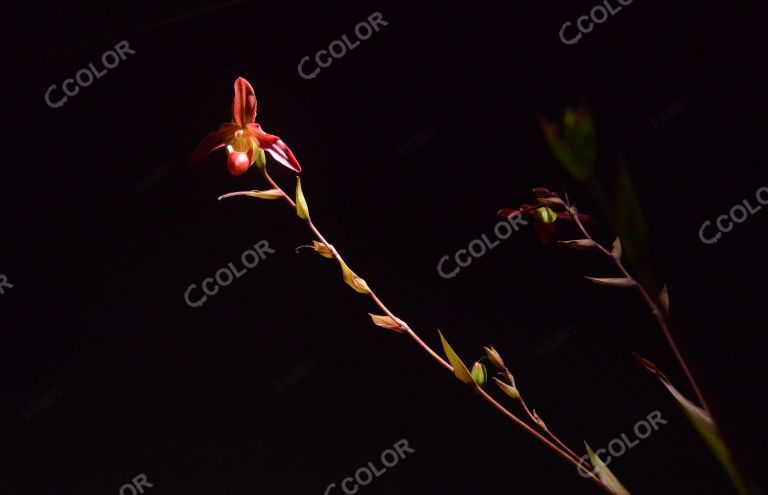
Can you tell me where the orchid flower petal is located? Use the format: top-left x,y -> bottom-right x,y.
188,123 -> 237,166
247,123 -> 302,172
534,220 -> 557,245
497,208 -> 521,218
232,77 -> 257,127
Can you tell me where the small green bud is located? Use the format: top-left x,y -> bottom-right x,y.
471,362 -> 487,387
483,346 -> 506,370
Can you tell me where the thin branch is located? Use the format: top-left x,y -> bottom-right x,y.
567,203 -> 711,416
257,166 -> 610,492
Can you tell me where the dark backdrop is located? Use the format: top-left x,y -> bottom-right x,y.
3,1 -> 767,494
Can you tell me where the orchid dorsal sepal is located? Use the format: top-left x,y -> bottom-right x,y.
218,189 -> 284,201
537,196 -> 566,209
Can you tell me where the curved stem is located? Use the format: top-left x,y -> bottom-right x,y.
256,167 -> 610,492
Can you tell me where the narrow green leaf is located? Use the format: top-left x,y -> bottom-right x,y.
296,177 -> 310,220
246,189 -> 283,199
634,354 -> 749,495
438,331 -> 475,386
218,189 -> 283,201
614,162 -> 648,262
585,443 -> 631,495
563,104 -> 596,175
539,116 -> 594,181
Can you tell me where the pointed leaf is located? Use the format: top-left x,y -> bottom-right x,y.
218,189 -> 284,201
584,277 -> 636,288
611,237 -> 623,259
340,261 -> 370,294
438,331 -> 475,386
633,354 -> 749,495
563,104 -> 596,173
585,443 -> 631,495
296,177 -> 310,220
614,162 -> 648,262
492,377 -> 520,399
539,115 -> 594,181
659,285 -> 670,315
368,313 -> 405,333
558,239 -> 597,250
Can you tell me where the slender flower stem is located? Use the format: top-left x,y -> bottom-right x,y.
502,369 -> 591,471
567,204 -> 712,417
256,166 -> 610,492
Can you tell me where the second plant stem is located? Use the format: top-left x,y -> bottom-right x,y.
568,205 -> 711,417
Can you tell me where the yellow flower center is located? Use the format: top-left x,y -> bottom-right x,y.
231,130 -> 251,152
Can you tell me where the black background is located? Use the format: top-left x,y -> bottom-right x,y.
4,1 -> 768,494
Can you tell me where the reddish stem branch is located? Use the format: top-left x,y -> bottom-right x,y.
502,369 -> 590,471
257,167 -> 610,491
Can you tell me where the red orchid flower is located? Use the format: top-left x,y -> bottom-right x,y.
498,188 -> 594,245
189,77 -> 301,176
